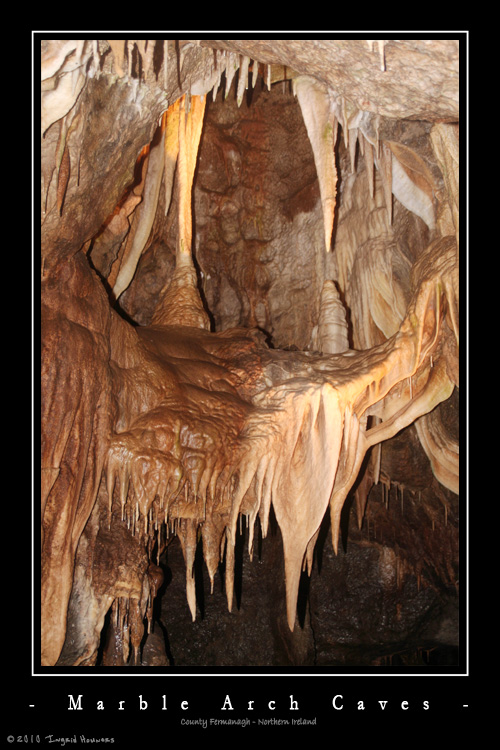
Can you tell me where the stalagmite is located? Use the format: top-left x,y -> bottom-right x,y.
315,280 -> 350,354
294,76 -> 338,253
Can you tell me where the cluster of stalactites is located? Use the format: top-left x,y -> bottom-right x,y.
104,383 -> 342,631
105,40 -> 277,102
103,561 -> 163,666
43,40 -> 439,310
101,40 -> 436,265
42,40 -> 437,262
104,230 -> 458,632
107,46 -> 281,305
292,74 -> 437,256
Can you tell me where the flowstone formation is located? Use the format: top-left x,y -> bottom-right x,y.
41,39 -> 460,667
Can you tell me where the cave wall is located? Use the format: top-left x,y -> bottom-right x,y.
116,82 -> 327,348
40,38 -> 460,668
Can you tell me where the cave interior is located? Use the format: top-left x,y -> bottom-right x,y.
40,37 -> 461,668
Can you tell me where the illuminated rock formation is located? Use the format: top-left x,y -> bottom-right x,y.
41,38 -> 460,667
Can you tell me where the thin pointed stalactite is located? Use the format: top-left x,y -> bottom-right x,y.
112,117 -> 167,300
177,517 -> 199,621
294,76 -> 338,254
237,56 -> 250,106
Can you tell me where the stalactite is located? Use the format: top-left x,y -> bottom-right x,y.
177,517 -> 199,621
251,59 -> 259,88
151,93 -> 210,329
176,94 -> 207,264
56,142 -> 70,216
146,563 -> 164,633
163,97 -> 181,215
210,50 -> 223,101
415,408 -> 459,494
364,136 -> 375,198
225,52 -> 239,98
378,141 -> 393,224
266,64 -> 271,90
129,598 -> 144,665
201,512 -> 227,594
237,56 -> 250,106
42,40 -> 80,80
349,128 -> 358,173
387,141 -> 436,230
430,123 -> 459,245
41,40 -> 89,137
294,76 -> 338,253
163,40 -> 169,89
141,40 -> 155,81
366,39 -> 386,71
107,39 -> 126,77
112,119 -> 166,300
127,41 -> 134,78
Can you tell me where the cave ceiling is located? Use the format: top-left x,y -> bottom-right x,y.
40,37 -> 461,668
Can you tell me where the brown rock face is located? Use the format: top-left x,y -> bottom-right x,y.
40,38 -> 460,668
